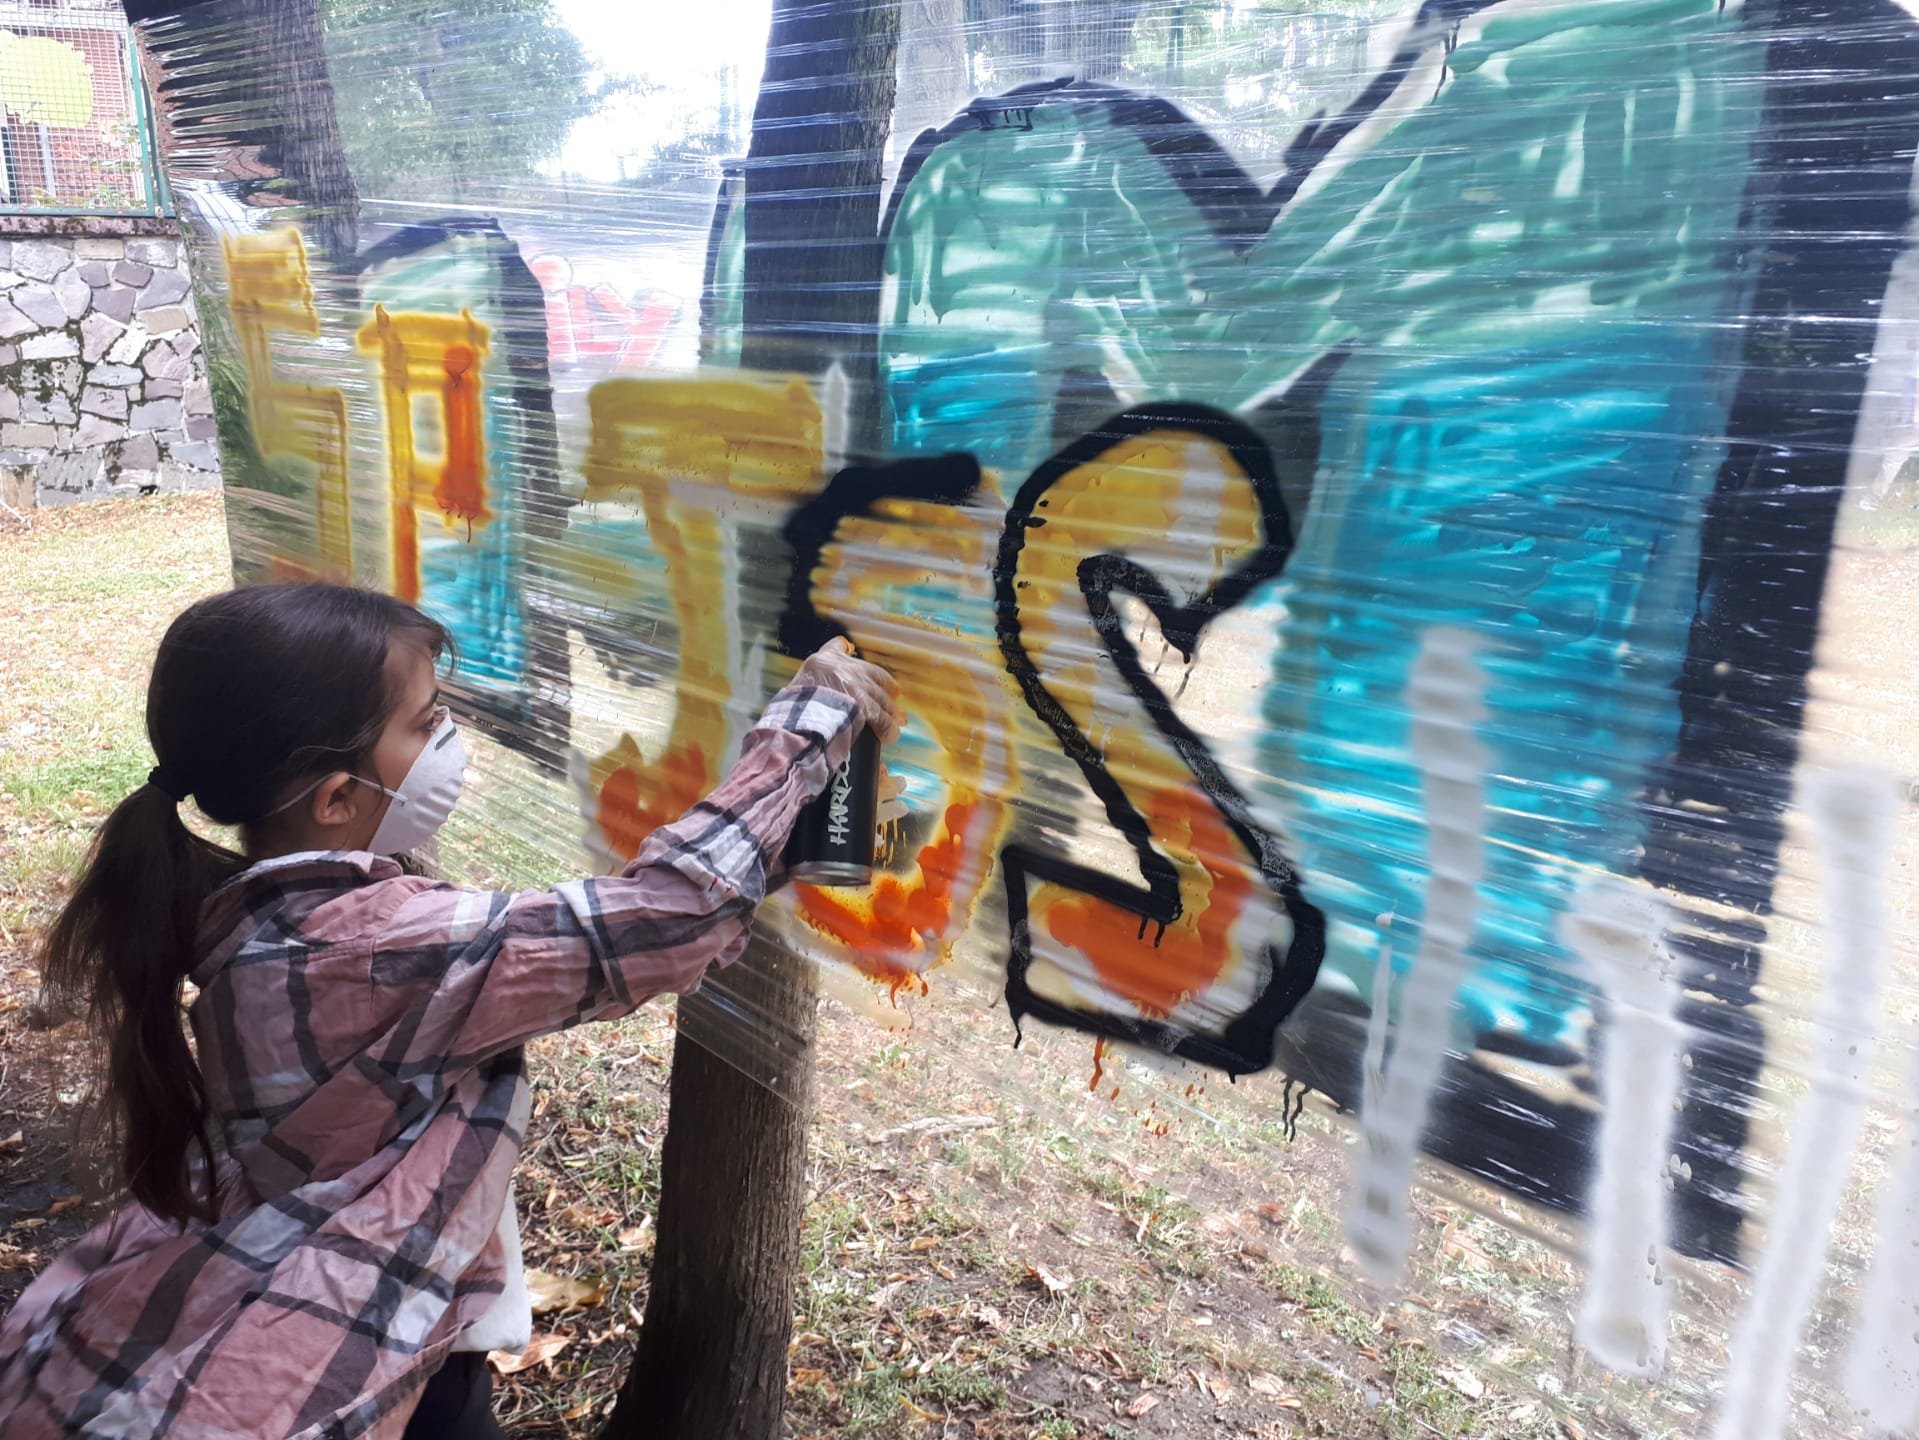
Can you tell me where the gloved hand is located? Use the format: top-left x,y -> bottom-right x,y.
794,637 -> 904,744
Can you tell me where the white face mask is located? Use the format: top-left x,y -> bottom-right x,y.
365,712 -> 467,855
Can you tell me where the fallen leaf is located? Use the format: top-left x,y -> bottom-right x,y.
1027,1263 -> 1073,1295
1204,1374 -> 1235,1404
47,1195 -> 83,1216
525,1268 -> 606,1315
1440,1234 -> 1495,1272
900,1397 -> 945,1423
1441,1366 -> 1486,1400
617,1218 -> 654,1252
976,1304 -> 1006,1331
907,1236 -> 941,1253
789,1367 -> 827,1389
1248,1374 -> 1284,1397
931,1260 -> 956,1280
0,1131 -> 22,1156
1125,1393 -> 1161,1418
487,1333 -> 571,1375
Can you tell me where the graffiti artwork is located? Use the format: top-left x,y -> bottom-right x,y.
127,0 -> 1919,1430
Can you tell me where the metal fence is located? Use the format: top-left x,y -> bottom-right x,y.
0,0 -> 169,215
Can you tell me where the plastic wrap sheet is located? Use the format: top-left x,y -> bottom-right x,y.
132,0 -> 1919,1432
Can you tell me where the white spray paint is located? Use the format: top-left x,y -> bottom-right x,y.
1839,778 -> 1919,1432
820,360 -> 850,474
1361,913 -> 1398,1118
1347,627 -> 1489,1288
1564,878 -> 1682,1379
1848,1033 -> 1919,1435
1713,768 -> 1901,1440
1843,144 -> 1919,508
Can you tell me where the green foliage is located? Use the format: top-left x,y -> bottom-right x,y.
1133,0 -> 1415,151
320,0 -> 594,197
958,0 -> 1415,164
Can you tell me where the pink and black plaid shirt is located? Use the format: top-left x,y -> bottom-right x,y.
0,683 -> 858,1440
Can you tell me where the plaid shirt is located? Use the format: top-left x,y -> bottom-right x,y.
0,684 -> 858,1440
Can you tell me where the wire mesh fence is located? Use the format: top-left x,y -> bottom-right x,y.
0,0 -> 168,215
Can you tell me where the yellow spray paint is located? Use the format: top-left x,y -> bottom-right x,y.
222,229 -> 352,574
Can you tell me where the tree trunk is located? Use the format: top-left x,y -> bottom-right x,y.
605,4 -> 901,1438
604,939 -> 819,1438
122,0 -> 360,265
735,0 -> 904,383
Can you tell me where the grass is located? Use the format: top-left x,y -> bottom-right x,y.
2,490 -> 1909,1440
0,494 -> 232,943
0,494 -> 237,1297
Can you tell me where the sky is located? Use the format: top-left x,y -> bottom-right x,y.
537,0 -> 1919,184
547,0 -> 772,182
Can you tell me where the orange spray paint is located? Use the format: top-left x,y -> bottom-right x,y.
355,305 -> 494,602
796,799 -> 980,963
437,342 -> 488,528
1044,787 -> 1251,1016
589,735 -> 713,866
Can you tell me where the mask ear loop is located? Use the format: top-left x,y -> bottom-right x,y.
261,772 -> 403,822
260,714 -> 453,824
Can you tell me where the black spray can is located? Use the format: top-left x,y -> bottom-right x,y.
784,726 -> 881,885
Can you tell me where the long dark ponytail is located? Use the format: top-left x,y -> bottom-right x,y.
41,582 -> 450,1225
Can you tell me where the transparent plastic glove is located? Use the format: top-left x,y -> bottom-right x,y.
793,637 -> 903,744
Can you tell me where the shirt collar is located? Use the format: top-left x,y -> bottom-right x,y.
194,851 -> 406,986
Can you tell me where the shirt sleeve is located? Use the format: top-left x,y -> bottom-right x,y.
368,683 -> 860,1072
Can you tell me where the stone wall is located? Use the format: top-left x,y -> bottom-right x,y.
0,220 -> 220,506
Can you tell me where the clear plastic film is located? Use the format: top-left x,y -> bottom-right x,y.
127,0 -> 1919,1433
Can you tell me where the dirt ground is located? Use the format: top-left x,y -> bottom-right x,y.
4,491 -> 1915,1438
